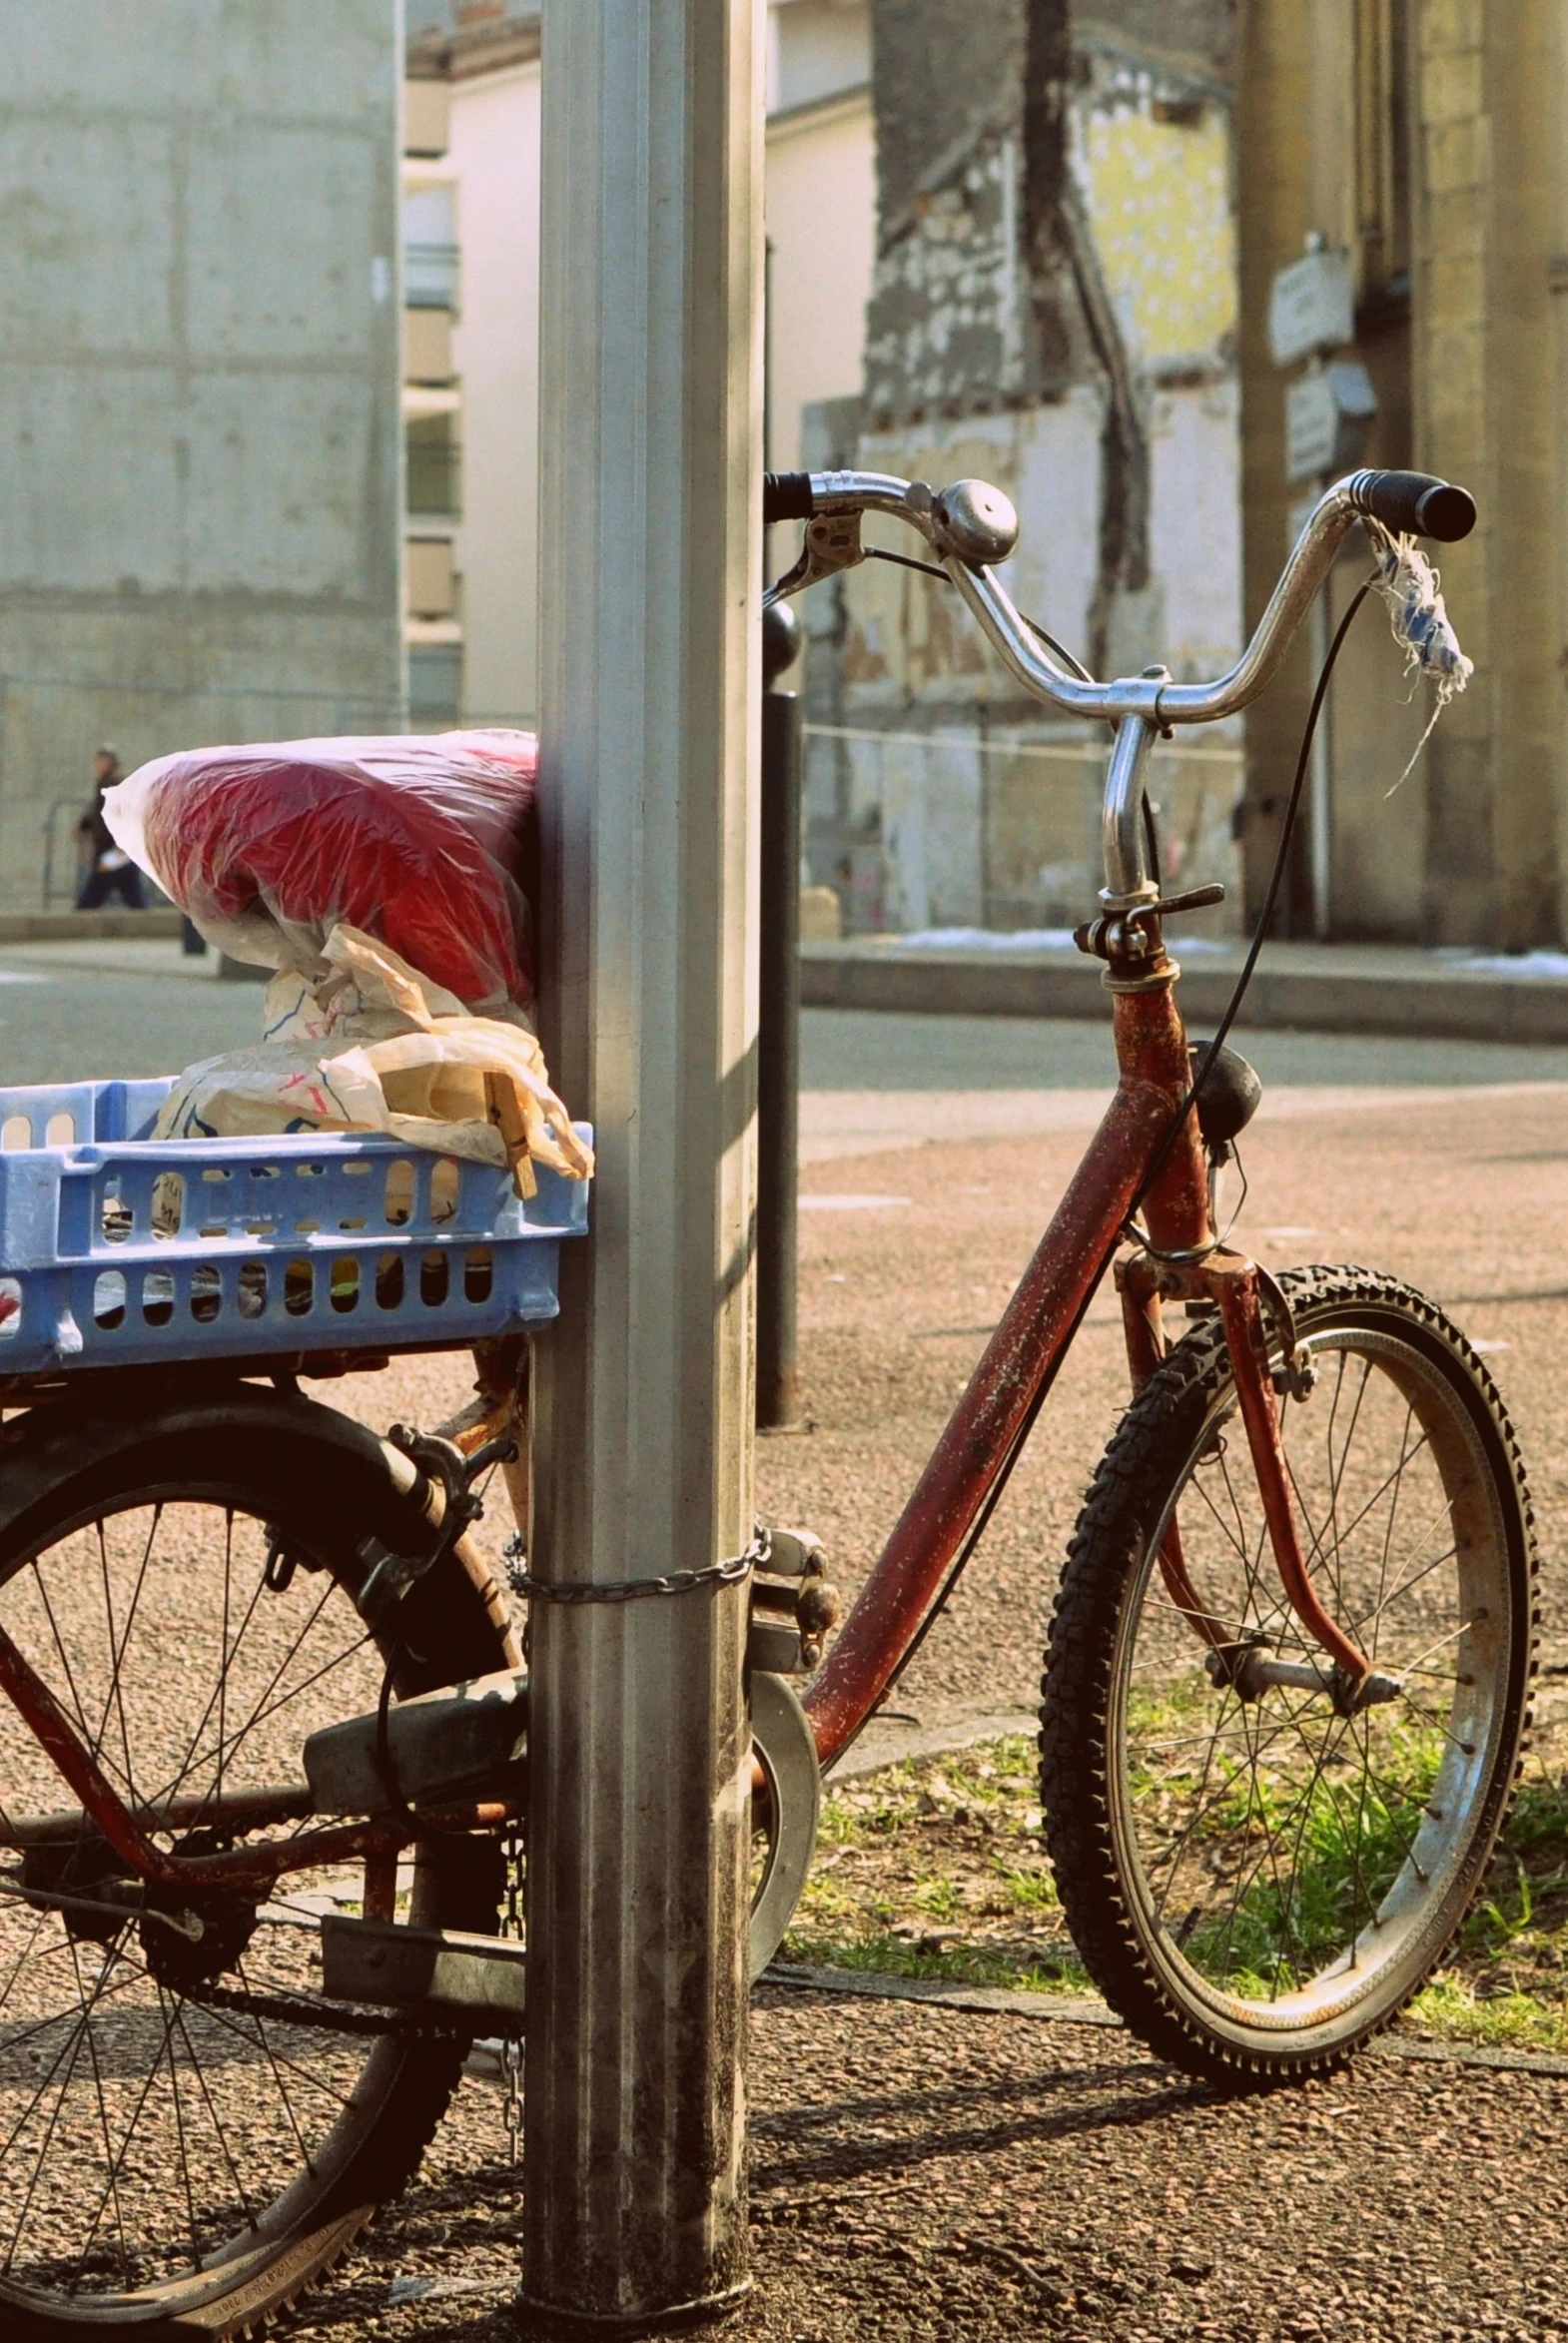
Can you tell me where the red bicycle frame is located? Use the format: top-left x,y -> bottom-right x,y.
801,916 -> 1370,1771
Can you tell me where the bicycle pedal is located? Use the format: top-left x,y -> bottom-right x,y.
321,1915 -> 526,2032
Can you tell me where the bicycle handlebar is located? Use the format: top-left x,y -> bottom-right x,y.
763,471 -> 815,524
763,465 -> 1476,730
1341,468 -> 1476,543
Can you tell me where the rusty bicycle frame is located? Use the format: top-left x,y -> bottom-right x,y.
0,465 -> 1446,1899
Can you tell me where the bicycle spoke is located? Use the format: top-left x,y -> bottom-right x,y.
0,1456 -> 503,2319
168,1996 -> 260,2236
65,1987 -> 185,2292
1369,1398 -> 1419,1665
235,1954 -> 318,2178
68,1938 -> 134,2291
162,1969 -> 205,2281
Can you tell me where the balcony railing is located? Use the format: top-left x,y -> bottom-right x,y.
404,239 -> 458,310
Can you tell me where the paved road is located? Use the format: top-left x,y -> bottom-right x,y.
801,1006 -> 1568,1093
7,945 -> 1568,1097
0,938 -> 261,1088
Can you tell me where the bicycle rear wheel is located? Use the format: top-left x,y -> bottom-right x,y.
0,1384 -> 514,2338
1040,1267 -> 1536,2084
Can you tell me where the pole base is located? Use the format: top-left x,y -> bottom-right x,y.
515,2277 -> 752,2335
756,1412 -> 812,1439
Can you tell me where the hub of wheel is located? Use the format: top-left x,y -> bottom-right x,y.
141,1830 -> 261,1991
1204,1638 -> 1405,1713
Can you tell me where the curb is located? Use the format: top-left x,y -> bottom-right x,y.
801,942 -> 1568,1045
760,1961 -> 1568,2078
0,911 -> 184,944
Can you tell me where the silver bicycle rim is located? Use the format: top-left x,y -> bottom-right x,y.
1110,1321 -> 1513,2046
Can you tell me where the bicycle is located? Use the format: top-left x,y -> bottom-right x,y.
761,458 -> 1533,2081
0,463 -> 1531,2335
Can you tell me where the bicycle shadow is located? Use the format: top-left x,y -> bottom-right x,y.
750,2034 -> 1215,2197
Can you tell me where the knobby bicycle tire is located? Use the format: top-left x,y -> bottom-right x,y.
1040,1267 -> 1537,2085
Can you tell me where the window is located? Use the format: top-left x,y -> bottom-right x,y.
406,412 -> 460,516
403,183 -> 458,311
404,308 -> 453,386
403,78 -> 450,160
405,537 -> 455,618
408,644 -> 463,725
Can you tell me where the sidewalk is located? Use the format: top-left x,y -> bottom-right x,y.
803,933 -> 1568,1044
297,1975 -> 1568,2341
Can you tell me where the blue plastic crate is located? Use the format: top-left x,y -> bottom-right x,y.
0,1078 -> 589,1376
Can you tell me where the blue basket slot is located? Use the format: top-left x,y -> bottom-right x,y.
0,1083 -> 590,1376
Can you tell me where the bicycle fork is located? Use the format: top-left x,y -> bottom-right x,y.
1120,1239 -> 1379,1708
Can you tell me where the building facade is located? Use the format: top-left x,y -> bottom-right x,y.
801,0 -> 1246,937
1237,0 -> 1568,948
0,2 -> 402,907
400,0 -> 874,731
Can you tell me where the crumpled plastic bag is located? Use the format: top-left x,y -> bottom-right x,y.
151,925 -> 592,1198
103,731 -> 538,1015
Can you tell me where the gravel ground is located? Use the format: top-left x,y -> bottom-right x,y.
283,1987 -> 1568,2343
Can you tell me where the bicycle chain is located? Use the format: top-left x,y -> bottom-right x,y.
180,1973 -> 473,2043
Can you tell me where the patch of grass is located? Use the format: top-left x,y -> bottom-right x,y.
1408,1974 -> 1568,2052
781,1725 -> 1568,2048
781,1927 -> 1091,1997
781,1735 -> 1090,1993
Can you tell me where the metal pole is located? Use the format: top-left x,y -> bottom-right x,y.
757,601 -> 801,1431
523,0 -> 762,2328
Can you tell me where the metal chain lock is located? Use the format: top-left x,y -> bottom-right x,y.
502,1527 -> 764,1606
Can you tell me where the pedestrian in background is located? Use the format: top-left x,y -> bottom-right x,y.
75,746 -> 145,911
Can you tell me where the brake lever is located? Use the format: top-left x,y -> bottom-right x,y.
762,510 -> 867,609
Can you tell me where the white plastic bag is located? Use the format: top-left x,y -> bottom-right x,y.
151,926 -> 592,1198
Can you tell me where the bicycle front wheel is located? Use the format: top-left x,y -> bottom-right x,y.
1041,1266 -> 1536,2084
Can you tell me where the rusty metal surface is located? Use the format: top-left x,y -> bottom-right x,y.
804,1073 -> 1176,1770
1204,1251 -> 1370,1683
803,948 -> 1222,1769
1116,1253 -> 1230,1652
1111,969 -> 1210,1252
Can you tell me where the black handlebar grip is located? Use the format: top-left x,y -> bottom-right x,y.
763,470 -> 815,524
1346,469 -> 1476,543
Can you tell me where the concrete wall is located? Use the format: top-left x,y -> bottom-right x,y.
0,2 -> 402,907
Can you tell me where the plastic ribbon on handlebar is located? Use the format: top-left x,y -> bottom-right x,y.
1364,520 -> 1475,792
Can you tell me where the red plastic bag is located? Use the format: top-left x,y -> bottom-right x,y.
103,731 -> 537,1013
